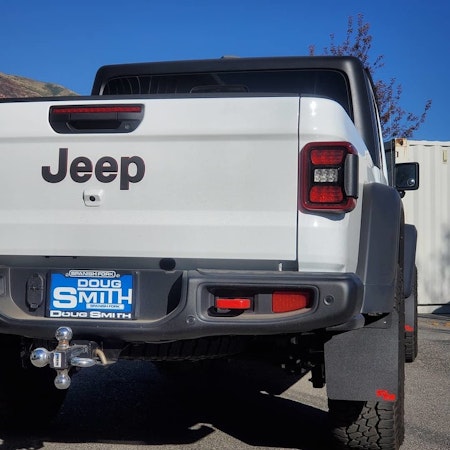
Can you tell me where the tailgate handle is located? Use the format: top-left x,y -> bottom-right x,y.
49,105 -> 144,134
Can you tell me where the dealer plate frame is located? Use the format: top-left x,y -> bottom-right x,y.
47,270 -> 135,320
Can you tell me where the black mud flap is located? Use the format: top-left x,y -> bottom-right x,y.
324,310 -> 401,402
403,224 -> 417,298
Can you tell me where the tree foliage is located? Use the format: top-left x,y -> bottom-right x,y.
309,14 -> 432,139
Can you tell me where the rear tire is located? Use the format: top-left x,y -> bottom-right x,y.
328,395 -> 404,449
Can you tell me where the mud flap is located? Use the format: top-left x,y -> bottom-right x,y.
324,309 -> 401,402
403,224 -> 417,298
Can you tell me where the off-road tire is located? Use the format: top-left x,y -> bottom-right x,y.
328,396 -> 404,450
328,265 -> 405,449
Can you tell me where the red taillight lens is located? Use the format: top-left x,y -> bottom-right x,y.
310,186 -> 344,203
300,142 -> 358,213
310,149 -> 345,165
272,291 -> 312,313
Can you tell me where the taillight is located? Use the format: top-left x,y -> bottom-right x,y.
300,142 -> 358,213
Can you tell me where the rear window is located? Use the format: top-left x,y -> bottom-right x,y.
102,69 -> 352,117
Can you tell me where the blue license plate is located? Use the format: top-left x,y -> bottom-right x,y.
47,270 -> 134,320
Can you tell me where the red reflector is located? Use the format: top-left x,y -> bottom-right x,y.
405,325 -> 414,332
310,186 -> 343,203
376,389 -> 396,402
52,106 -> 142,114
310,149 -> 345,165
272,291 -> 311,313
215,298 -> 252,310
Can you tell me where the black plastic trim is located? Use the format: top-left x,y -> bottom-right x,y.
344,153 -> 359,197
357,183 -> 403,313
0,268 -> 363,342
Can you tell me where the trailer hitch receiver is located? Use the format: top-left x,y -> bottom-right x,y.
30,327 -> 105,389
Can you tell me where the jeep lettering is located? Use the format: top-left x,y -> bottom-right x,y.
41,147 -> 145,190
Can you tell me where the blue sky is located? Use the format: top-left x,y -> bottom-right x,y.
1,0 -> 448,141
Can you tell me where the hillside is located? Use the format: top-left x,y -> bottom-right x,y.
0,72 -> 77,98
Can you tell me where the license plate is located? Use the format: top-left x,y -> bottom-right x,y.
47,270 -> 134,320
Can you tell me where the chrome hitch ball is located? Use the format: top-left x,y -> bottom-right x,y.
55,326 -> 73,345
30,347 -> 51,368
54,369 -> 71,390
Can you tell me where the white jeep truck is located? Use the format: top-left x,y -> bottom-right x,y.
0,56 -> 419,449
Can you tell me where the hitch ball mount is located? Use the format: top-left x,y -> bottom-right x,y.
30,326 -> 107,390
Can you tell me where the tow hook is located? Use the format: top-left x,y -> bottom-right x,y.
30,326 -> 107,390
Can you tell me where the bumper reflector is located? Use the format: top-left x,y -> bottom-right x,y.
272,291 -> 311,313
215,298 -> 252,310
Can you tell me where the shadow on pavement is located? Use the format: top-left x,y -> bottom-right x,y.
0,359 -> 330,449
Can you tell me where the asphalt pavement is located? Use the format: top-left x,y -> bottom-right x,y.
0,315 -> 448,449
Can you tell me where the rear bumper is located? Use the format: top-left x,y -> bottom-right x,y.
0,267 -> 363,342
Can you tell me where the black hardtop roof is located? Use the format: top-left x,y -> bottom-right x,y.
91,55 -> 380,167
92,55 -> 365,95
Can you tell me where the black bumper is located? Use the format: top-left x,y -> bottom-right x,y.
0,267 -> 363,342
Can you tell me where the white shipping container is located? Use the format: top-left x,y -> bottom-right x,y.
393,139 -> 450,314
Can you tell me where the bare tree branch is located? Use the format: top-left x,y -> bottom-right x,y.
309,13 -> 431,139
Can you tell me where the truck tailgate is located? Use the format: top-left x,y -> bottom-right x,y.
0,97 -> 299,261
